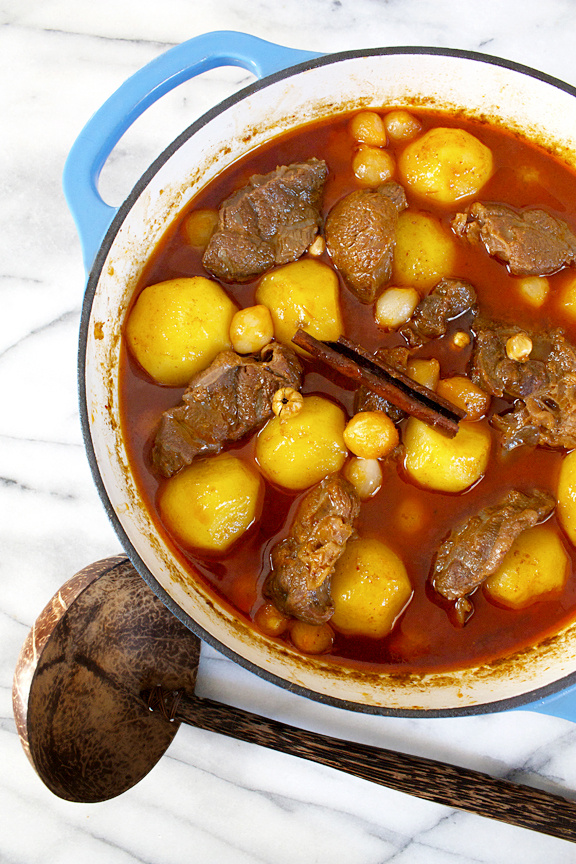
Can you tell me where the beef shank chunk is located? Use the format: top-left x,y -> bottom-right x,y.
152,342 -> 302,477
400,278 -> 477,348
354,345 -> 410,423
432,489 -> 555,615
325,181 -> 408,304
469,320 -> 549,400
470,320 -> 576,450
452,202 -> 576,276
264,475 -> 360,624
202,159 -> 328,282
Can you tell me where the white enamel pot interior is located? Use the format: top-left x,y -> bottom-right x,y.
81,47 -> 576,716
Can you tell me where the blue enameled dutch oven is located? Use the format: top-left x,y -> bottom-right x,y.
64,30 -> 576,719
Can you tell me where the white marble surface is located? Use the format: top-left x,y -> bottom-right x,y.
6,1 -> 576,861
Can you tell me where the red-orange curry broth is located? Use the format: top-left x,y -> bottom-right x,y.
119,108 -> 576,674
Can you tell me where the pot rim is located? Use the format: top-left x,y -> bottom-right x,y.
78,43 -> 576,717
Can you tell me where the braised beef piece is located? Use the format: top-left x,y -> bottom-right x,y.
400,278 -> 477,348
452,202 -> 576,276
264,475 -> 360,624
432,489 -> 555,620
470,320 -> 576,450
324,181 -> 408,304
470,320 -> 549,400
152,343 -> 302,477
202,159 -> 328,282
354,345 -> 410,423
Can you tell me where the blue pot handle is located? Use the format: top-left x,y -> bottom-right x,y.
518,681 -> 576,723
63,31 -> 322,273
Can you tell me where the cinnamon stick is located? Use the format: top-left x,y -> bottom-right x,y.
292,329 -> 465,436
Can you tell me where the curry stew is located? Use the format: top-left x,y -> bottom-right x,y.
120,108 -> 576,674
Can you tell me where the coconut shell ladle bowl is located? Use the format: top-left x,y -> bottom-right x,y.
12,556 -> 576,841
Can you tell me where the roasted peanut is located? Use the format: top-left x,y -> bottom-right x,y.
375,286 -> 420,330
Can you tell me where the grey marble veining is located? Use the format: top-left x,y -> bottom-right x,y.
5,1 -> 576,861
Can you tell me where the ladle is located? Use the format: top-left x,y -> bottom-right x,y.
12,556 -> 576,842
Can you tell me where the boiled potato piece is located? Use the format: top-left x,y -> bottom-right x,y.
392,211 -> 456,290
484,526 -> 569,608
256,395 -> 348,490
557,450 -> 576,546
158,455 -> 263,553
398,127 -> 493,204
331,538 -> 412,638
126,276 -> 236,386
407,358 -> 440,390
403,418 -> 491,493
435,376 -> 491,420
559,275 -> 576,322
255,259 -> 343,354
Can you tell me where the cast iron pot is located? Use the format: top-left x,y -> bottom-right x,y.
64,30 -> 576,718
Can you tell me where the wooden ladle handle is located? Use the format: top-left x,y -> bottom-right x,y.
148,687 -> 576,844
14,555 -> 576,842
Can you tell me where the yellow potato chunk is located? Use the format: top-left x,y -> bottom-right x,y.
403,418 -> 491,493
398,127 -> 493,204
557,450 -> 576,546
559,275 -> 576,321
125,276 -> 236,386
255,395 -> 348,490
392,211 -> 456,290
407,358 -> 440,390
343,411 -> 399,459
484,526 -> 569,609
255,259 -> 343,354
435,376 -> 491,421
158,455 -> 263,553
331,538 -> 413,638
